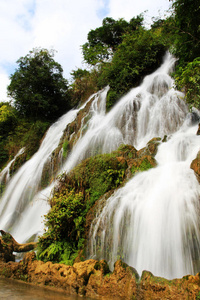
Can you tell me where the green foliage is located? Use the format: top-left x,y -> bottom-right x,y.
1,233 -> 12,244
174,57 -> 200,110
171,0 -> 200,65
37,189 -> 85,264
62,141 -> 69,159
131,157 -> 155,175
68,153 -> 127,206
196,291 -> 200,300
6,120 -> 49,160
7,48 -> 72,122
0,103 -> 18,168
98,27 -> 168,108
0,102 -> 17,138
82,16 -> 144,66
70,68 -> 99,105
37,152 -> 128,265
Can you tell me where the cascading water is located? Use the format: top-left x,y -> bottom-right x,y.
88,123 -> 200,279
0,147 -> 25,189
61,53 -> 187,173
87,54 -> 200,279
0,52 -> 199,279
0,90 -> 108,242
0,109 -> 78,241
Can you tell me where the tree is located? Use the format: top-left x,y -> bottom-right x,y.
0,102 -> 17,138
97,27 -> 168,110
171,0 -> 200,64
82,16 -> 143,65
7,48 -> 71,121
70,68 -> 98,105
174,57 -> 200,110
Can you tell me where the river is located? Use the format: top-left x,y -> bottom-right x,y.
0,277 -> 92,299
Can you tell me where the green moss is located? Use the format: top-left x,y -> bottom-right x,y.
131,157 -> 156,175
2,233 -> 12,244
37,146 -> 157,266
66,153 -> 128,206
62,140 -> 69,159
37,151 -> 128,265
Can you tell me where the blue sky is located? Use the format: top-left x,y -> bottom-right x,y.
0,0 -> 171,102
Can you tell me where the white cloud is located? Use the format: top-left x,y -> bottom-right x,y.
0,0 -> 171,102
0,70 -> 10,102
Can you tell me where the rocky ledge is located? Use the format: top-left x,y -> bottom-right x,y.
0,251 -> 200,299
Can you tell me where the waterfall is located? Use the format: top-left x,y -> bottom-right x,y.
0,52 -> 199,279
0,147 -> 25,189
0,109 -> 78,241
87,53 -> 200,279
0,90 -> 108,242
88,124 -> 200,279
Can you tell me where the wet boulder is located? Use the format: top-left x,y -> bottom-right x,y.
190,151 -> 200,183
0,230 -> 37,262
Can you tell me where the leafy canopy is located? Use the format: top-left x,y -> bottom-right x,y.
171,0 -> 200,64
82,16 -> 144,65
7,48 -> 72,121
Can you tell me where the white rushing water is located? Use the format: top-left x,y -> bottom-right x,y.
87,53 -> 200,279
0,147 -> 25,187
0,52 -> 199,279
0,109 -> 78,241
88,123 -> 200,279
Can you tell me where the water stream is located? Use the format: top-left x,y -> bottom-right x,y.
0,277 -> 90,299
88,123 -> 200,279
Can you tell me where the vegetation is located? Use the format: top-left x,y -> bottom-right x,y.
1,49 -> 71,170
37,152 -> 128,264
169,0 -> 200,109
174,58 -> 200,110
8,48 -> 72,122
37,189 -> 85,264
82,16 -> 143,66
171,0 -> 200,65
0,105 -> 49,170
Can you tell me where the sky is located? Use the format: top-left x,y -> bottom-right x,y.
0,0 -> 171,102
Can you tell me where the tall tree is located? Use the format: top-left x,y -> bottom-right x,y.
171,0 -> 200,64
82,16 -> 143,65
8,48 -> 71,121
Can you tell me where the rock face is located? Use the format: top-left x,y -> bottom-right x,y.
197,123 -> 200,135
140,271 -> 200,300
1,252 -> 200,299
0,230 -> 37,263
191,151 -> 200,183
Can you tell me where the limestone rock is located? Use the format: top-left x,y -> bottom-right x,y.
197,123 -> 200,135
0,230 -> 37,262
190,151 -> 200,183
137,137 -> 161,157
1,254 -> 200,299
140,270 -> 200,300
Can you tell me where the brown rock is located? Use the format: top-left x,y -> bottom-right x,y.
2,255 -> 200,299
197,123 -> 200,135
86,260 -> 138,299
140,270 -> 200,300
190,151 -> 200,183
0,230 -> 37,263
137,137 -> 161,157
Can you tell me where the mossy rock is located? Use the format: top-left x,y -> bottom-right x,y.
137,137 -> 161,157
62,152 -> 128,206
130,155 -> 157,175
190,150 -> 200,183
114,144 -> 138,160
